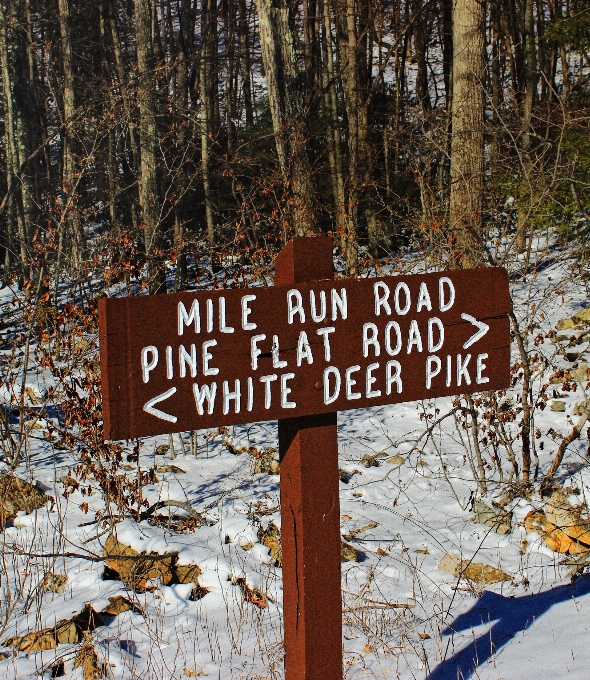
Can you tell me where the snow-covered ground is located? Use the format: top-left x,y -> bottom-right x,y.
0,237 -> 589,679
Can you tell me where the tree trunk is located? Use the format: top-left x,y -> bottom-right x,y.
255,0 -> 317,237
135,0 -> 165,293
58,0 -> 85,268
0,2 -> 26,277
449,0 -> 485,266
200,0 -> 217,247
321,0 -> 345,241
8,0 -> 39,279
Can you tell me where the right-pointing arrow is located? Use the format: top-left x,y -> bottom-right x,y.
461,313 -> 490,349
143,387 -> 178,423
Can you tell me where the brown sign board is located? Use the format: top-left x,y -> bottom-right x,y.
99,266 -> 510,441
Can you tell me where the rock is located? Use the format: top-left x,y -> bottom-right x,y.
545,489 -> 590,545
572,308 -> 590,324
175,563 -> 203,584
0,474 -> 49,524
472,501 -> 512,534
253,457 -> 280,475
3,604 -> 104,652
551,400 -> 566,412
74,639 -> 106,680
386,455 -> 405,466
524,509 -> 575,554
156,465 -> 186,474
155,444 -> 170,455
361,454 -> 379,468
572,365 -> 590,382
3,630 -> 57,652
339,469 -> 353,483
574,400 -> 590,415
41,572 -> 68,594
233,577 -> 268,608
252,447 -> 280,475
341,542 -> 358,562
438,552 -> 462,576
54,620 -> 80,645
438,552 -> 512,584
556,318 -> 576,330
58,475 -> 79,492
71,604 -> 104,633
101,595 -> 140,616
104,534 -> 201,592
258,523 -> 282,566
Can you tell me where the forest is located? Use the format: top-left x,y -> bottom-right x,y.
0,0 -> 589,678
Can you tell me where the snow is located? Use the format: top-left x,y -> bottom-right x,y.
0,236 -> 589,678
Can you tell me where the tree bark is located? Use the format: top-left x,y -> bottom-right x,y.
255,0 -> 317,237
449,0 -> 485,266
200,0 -> 217,246
58,0 -> 85,268
135,0 -> 165,293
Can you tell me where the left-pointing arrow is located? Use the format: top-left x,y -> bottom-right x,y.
143,387 -> 178,423
461,313 -> 490,349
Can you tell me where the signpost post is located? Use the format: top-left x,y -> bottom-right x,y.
99,236 -> 511,680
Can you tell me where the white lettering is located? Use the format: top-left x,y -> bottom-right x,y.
247,377 -> 254,411
427,317 -> 445,352
457,354 -> 471,386
446,354 -> 452,386
366,363 -> 381,398
324,366 -> 341,405
416,282 -> 432,312
476,353 -> 490,384
142,346 -> 159,383
219,297 -> 235,333
260,374 -> 278,409
202,339 -> 219,376
386,361 -> 402,394
281,373 -> 296,408
395,282 -> 411,315
407,320 -> 423,353
331,288 -> 348,321
193,382 -> 217,415
426,355 -> 442,389
287,289 -> 305,324
179,344 -> 197,378
296,331 -> 314,366
251,334 -> 266,370
166,345 -> 174,379
223,379 -> 241,414
439,277 -> 455,312
346,365 -> 361,400
374,282 -> 391,316
310,290 -> 327,322
317,326 -> 335,361
272,335 -> 288,368
241,294 -> 257,330
385,321 -> 402,356
178,300 -> 200,335
362,323 -> 380,357
206,299 -> 214,332
143,388 -> 177,423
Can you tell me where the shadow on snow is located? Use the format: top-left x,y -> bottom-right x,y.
426,575 -> 590,679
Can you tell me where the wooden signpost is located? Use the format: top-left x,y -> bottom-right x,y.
99,236 -> 511,680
